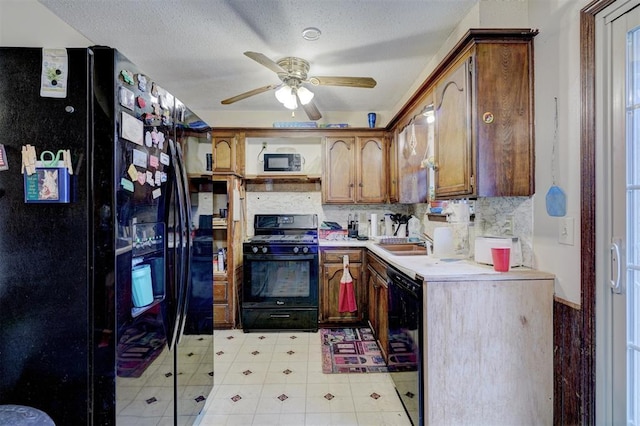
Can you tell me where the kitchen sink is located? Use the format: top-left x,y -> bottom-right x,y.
376,243 -> 428,256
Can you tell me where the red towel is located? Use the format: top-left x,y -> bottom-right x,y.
338,255 -> 357,313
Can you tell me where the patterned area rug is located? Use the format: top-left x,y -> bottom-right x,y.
321,327 -> 388,373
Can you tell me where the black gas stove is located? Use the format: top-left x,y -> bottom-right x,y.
241,214 -> 319,332
244,214 -> 319,254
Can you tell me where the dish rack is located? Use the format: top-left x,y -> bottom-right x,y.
373,236 -> 411,245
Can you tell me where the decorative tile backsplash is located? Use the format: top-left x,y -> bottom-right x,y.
245,191 -> 408,237
416,197 -> 533,267
245,189 -> 533,267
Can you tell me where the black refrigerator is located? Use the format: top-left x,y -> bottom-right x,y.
0,47 -> 213,425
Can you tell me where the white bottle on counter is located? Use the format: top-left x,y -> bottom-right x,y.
408,215 -> 421,242
370,214 -> 378,237
384,214 -> 394,236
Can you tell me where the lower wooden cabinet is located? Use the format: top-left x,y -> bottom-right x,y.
366,251 -> 389,362
422,274 -> 553,424
319,248 -> 367,326
213,278 -> 233,328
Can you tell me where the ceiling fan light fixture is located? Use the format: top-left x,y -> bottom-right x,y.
297,86 -> 314,105
275,84 -> 308,110
275,85 -> 298,109
283,95 -> 298,110
275,85 -> 291,104
227,50 -> 374,121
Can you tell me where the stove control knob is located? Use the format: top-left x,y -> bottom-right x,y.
302,246 -> 309,254
261,246 -> 268,254
293,246 -> 299,253
251,246 -> 258,254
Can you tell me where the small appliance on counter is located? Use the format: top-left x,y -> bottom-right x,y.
474,236 -> 523,267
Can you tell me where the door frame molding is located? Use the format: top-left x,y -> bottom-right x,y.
580,0 -> 616,423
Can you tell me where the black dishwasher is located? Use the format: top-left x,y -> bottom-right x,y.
387,266 -> 423,426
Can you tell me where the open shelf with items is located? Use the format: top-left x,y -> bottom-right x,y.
188,173 -> 244,329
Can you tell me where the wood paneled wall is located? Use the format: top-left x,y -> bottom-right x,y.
553,299 -> 583,425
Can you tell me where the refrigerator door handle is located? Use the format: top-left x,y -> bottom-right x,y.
168,137 -> 190,350
174,141 -> 192,345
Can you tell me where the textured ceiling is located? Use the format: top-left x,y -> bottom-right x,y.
38,0 -> 477,122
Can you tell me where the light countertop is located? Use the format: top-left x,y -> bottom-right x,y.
320,239 -> 554,282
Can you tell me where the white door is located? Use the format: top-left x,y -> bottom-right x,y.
598,1 -> 640,423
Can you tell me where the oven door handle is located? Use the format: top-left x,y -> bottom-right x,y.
244,254 -> 317,261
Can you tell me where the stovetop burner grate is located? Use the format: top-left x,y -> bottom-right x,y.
249,214 -> 319,246
247,234 -> 318,245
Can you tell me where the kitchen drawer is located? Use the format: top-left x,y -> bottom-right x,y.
366,251 -> 388,279
242,308 -> 318,332
321,248 -> 363,264
213,304 -> 231,325
213,281 -> 228,302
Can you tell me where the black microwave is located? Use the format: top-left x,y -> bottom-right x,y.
263,153 -> 302,172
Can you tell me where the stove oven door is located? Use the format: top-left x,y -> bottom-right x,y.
242,252 -> 319,331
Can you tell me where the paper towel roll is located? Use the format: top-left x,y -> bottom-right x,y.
370,214 -> 378,236
384,214 -> 394,236
433,226 -> 454,257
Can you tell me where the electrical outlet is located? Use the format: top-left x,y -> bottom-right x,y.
504,216 -> 514,235
262,142 -> 268,149
559,217 -> 574,245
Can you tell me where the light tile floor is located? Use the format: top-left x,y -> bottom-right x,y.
195,329 -> 412,426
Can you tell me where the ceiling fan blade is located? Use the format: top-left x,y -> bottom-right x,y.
308,76 -> 377,88
220,84 -> 279,105
244,51 -> 286,74
298,96 -> 322,121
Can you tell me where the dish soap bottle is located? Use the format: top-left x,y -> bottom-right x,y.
408,215 -> 421,242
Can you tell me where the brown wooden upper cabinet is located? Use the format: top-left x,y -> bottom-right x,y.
389,29 -> 537,202
431,30 -> 536,198
322,135 -> 387,204
211,133 -> 245,176
434,55 -> 471,197
388,93 -> 433,204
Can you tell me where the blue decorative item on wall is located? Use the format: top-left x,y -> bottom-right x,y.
546,97 -> 566,217
546,185 -> 566,217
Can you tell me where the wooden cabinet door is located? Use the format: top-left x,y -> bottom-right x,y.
366,264 -> 388,362
388,131 -> 399,203
323,137 -> 356,203
212,136 -> 236,173
434,53 -> 473,197
356,137 -> 386,203
367,265 -> 379,332
213,280 -> 232,327
475,42 -> 533,196
320,262 -> 364,324
376,275 -> 389,361
396,118 -> 430,204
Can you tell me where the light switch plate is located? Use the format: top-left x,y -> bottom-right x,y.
559,216 -> 574,245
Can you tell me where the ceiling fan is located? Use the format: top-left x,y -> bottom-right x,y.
220,51 -> 377,121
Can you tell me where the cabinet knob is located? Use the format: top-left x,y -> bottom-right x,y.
359,182 -> 363,187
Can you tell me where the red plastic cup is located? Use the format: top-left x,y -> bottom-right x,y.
491,247 -> 511,272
